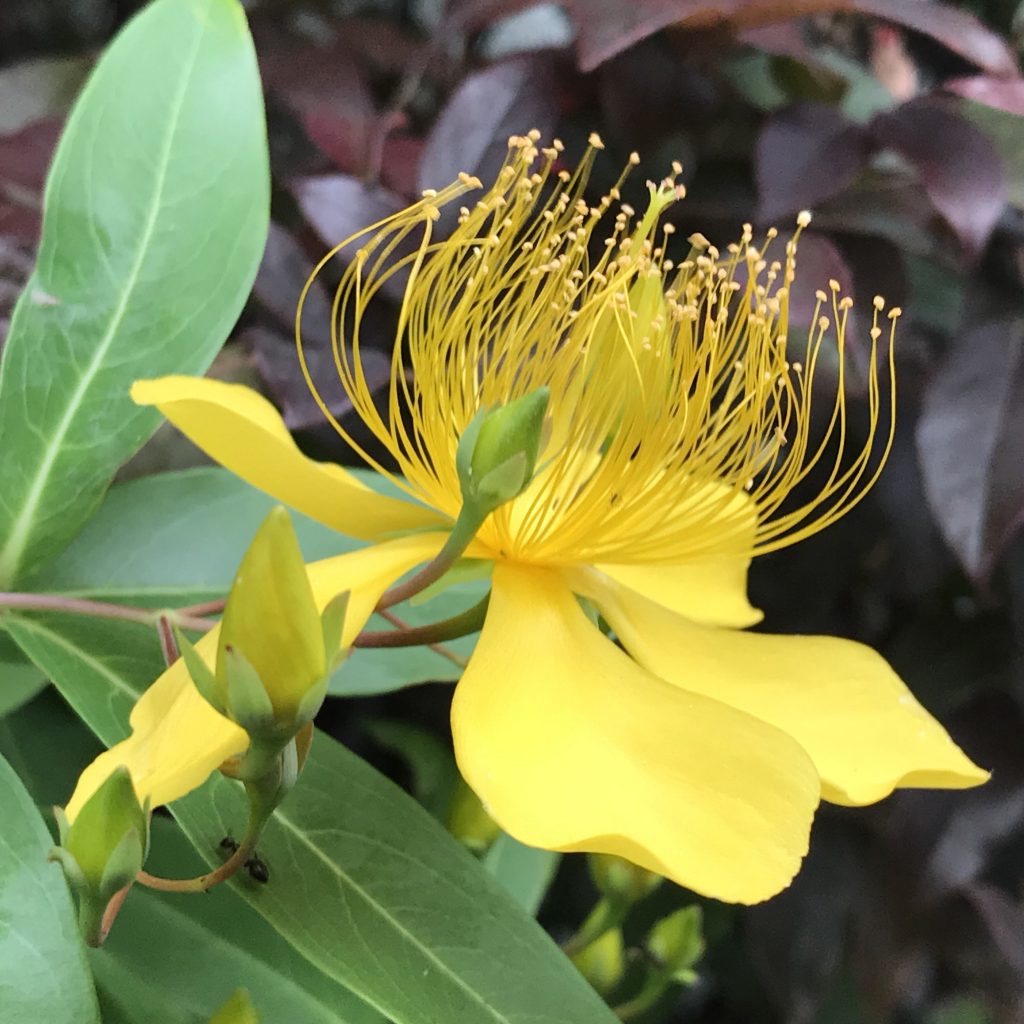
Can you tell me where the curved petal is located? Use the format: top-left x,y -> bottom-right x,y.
595,558 -> 761,628
132,376 -> 445,540
577,569 -> 989,806
451,562 -> 820,904
66,533 -> 448,819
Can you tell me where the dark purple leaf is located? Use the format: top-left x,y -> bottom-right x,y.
916,318 -> 1024,582
555,0 -> 1019,75
871,99 -> 1006,259
291,174 -> 413,303
417,54 -> 558,198
0,118 -> 62,244
964,883 -> 1024,977
246,325 -> 392,434
756,103 -> 872,223
253,222 -> 334,348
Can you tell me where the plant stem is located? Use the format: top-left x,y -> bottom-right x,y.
137,830 -> 260,894
377,506 -> 485,609
355,594 -> 488,650
0,592 -> 216,632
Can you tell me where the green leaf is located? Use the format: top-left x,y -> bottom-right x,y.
0,752 -> 100,1024
0,659 -> 46,717
91,820 -> 383,1024
25,468 -> 352,606
0,0 -> 269,586
483,833 -> 561,918
0,689 -> 104,809
8,614 -> 618,1024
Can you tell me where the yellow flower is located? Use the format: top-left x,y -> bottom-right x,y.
67,132 -> 987,903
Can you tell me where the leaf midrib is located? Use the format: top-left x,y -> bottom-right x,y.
0,10 -> 209,584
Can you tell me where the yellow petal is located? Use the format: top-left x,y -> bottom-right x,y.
595,558 -> 761,628
451,562 -> 820,904
595,479 -> 760,627
132,376 -> 445,540
577,569 -> 989,806
66,533 -> 447,820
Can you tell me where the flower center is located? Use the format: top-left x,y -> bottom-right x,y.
298,132 -> 898,567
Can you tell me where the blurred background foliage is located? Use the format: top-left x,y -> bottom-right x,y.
3,0 -> 1024,1021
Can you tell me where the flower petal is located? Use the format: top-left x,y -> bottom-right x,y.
132,376 -> 445,540
595,558 -> 761,628
66,533 -> 447,819
578,569 -> 989,806
451,562 -> 820,904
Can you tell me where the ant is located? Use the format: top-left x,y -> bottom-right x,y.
218,835 -> 270,884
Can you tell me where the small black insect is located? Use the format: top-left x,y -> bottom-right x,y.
216,835 -> 270,883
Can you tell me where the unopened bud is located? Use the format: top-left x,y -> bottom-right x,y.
447,779 -> 500,852
646,905 -> 705,984
51,766 -> 148,945
208,988 -> 259,1024
589,853 -> 663,905
183,508 -> 344,748
457,389 -> 550,515
570,926 -> 625,995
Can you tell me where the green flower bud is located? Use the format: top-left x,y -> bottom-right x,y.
446,779 -> 500,853
646,905 -> 705,985
589,853 -> 663,905
215,507 -> 332,731
570,925 -> 625,996
50,766 -> 148,945
208,988 -> 259,1024
457,388 -> 550,515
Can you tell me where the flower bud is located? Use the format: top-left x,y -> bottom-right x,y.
183,508 -> 344,746
446,779 -> 500,852
50,766 -> 148,946
570,926 -> 625,996
588,853 -> 663,905
645,905 -> 705,985
208,988 -> 259,1024
457,388 -> 550,515
217,506 -> 326,724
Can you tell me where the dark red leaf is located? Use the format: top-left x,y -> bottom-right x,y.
254,26 -> 375,175
253,222 -> 334,348
291,174 -> 414,303
0,118 -> 63,245
756,103 -> 872,223
490,0 -> 1019,75
417,54 -> 558,200
916,318 -> 1024,582
871,99 -> 1006,259
964,883 -> 1024,977
246,325 -> 392,434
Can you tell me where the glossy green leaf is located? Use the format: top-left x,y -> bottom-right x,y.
7,613 -> 617,1024
91,820 -> 383,1024
0,752 -> 100,1024
25,468 -> 353,606
483,833 -> 561,918
0,689 -> 104,809
0,659 -> 46,717
0,0 -> 269,586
